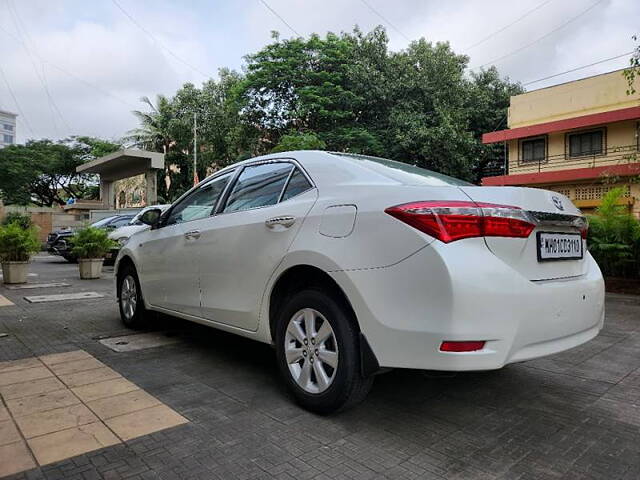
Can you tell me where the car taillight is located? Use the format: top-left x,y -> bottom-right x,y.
385,201 -> 535,243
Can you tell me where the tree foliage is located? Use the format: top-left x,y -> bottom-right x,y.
127,26 -> 521,199
0,137 -> 120,207
587,187 -> 640,278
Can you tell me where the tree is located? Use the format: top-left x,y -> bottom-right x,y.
624,34 -> 639,95
271,132 -> 326,152
130,26 -> 519,187
0,137 -> 120,206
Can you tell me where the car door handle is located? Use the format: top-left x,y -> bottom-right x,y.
184,230 -> 201,240
265,216 -> 296,228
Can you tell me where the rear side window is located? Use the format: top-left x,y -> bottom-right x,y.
223,163 -> 293,213
281,168 -> 312,201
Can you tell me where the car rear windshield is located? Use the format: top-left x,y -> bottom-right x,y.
332,153 -> 472,186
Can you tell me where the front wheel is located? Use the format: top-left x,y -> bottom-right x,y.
275,289 -> 373,414
117,266 -> 146,328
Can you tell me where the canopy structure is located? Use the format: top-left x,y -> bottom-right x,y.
77,149 -> 165,209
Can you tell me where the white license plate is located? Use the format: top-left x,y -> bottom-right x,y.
537,232 -> 583,261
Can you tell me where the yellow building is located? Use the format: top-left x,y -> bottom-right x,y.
482,69 -> 640,217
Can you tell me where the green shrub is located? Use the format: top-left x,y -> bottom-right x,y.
587,187 -> 640,278
0,222 -> 40,262
2,212 -> 32,229
70,226 -> 117,259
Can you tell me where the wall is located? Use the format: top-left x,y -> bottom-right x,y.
508,120 -> 639,175
508,70 -> 640,128
0,206 -> 84,243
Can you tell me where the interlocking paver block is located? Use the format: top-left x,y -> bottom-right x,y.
0,357 -> 42,373
15,403 -> 99,439
57,366 -> 121,388
0,295 -> 14,307
0,406 -> 9,422
47,357 -> 106,376
0,377 -> 66,400
0,419 -> 22,446
6,389 -> 80,417
0,365 -> 53,387
71,378 -> 139,403
0,441 -> 36,477
39,350 -> 93,366
105,404 -> 188,441
87,389 -> 161,420
27,421 -> 120,465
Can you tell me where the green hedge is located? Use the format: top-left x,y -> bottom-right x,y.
587,187 -> 640,279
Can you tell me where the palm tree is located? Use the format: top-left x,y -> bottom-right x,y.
126,95 -> 175,153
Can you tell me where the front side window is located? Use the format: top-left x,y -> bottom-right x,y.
281,167 -> 312,201
521,137 -> 546,162
166,172 -> 232,225
568,130 -> 603,157
3,124 -> 13,131
111,216 -> 133,228
3,134 -> 13,144
223,163 -> 293,213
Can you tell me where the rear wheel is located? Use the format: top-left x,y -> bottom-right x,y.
117,265 -> 146,328
275,289 -> 373,414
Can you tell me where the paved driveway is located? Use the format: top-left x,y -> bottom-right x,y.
0,254 -> 639,479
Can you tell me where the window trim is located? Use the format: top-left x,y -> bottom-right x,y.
565,127 -> 606,158
217,161 -> 295,215
518,135 -> 548,164
214,158 -> 315,215
160,169 -> 236,227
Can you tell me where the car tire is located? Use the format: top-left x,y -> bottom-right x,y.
117,265 -> 146,329
275,288 -> 373,414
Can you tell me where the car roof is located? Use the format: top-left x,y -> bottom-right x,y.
205,150 -> 465,188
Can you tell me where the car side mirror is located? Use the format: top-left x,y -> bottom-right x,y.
140,208 -> 162,226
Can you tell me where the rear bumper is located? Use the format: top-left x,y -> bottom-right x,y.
331,238 -> 605,371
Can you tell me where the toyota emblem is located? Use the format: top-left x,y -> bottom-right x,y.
551,195 -> 564,211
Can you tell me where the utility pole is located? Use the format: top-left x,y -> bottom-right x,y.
193,112 -> 198,186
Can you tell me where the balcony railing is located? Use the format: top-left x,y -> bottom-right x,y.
509,144 -> 639,175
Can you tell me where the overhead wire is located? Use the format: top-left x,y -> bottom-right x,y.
110,0 -> 211,79
257,0 -> 301,37
465,0 -> 554,51
477,0 -> 605,69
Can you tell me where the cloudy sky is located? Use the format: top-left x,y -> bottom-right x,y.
0,0 -> 638,143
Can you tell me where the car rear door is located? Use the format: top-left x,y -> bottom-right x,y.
197,161 -> 317,331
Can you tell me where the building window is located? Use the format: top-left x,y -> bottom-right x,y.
567,129 -> 604,157
521,137 -> 546,162
3,134 -> 13,144
3,124 -> 13,131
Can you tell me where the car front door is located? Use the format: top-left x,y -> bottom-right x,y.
197,161 -> 317,330
136,172 -> 233,316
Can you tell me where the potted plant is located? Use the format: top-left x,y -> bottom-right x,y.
0,222 -> 40,284
71,226 -> 117,279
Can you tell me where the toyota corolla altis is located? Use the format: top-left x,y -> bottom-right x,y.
115,150 -> 604,413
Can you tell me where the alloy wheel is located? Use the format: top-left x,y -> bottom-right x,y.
284,308 -> 339,394
120,275 -> 137,321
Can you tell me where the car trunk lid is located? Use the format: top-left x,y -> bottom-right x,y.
459,186 -> 588,281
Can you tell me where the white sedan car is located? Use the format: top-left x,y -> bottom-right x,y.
115,150 -> 604,413
108,205 -> 171,246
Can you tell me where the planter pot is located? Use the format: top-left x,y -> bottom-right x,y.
1,261 -> 29,284
78,258 -> 104,279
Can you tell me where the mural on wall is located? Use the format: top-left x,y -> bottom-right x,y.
114,174 -> 146,208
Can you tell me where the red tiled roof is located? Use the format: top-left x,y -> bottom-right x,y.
482,106 -> 640,144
